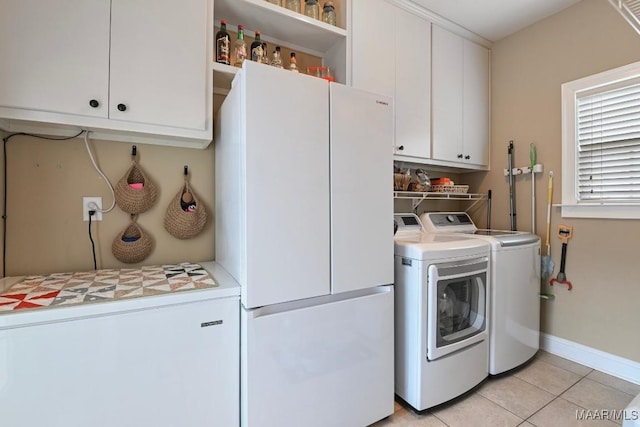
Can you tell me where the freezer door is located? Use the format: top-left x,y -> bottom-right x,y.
241,286 -> 394,427
329,84 -> 394,294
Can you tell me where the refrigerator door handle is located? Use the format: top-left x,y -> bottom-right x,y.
245,285 -> 393,319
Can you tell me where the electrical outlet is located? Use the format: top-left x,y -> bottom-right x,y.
83,197 -> 103,221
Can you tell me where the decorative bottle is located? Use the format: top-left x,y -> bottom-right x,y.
285,0 -> 300,13
289,52 -> 299,72
250,31 -> 265,63
270,46 -> 283,69
215,20 -> 231,65
322,1 -> 337,26
304,0 -> 319,20
234,24 -> 247,67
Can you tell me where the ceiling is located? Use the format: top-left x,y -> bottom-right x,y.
410,0 -> 582,42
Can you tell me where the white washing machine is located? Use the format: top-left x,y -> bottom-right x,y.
393,214 -> 491,410
420,212 -> 541,375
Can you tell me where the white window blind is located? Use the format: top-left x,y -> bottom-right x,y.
576,82 -> 640,202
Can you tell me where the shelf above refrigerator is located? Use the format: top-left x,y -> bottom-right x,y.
215,0 -> 347,56
213,62 -> 239,95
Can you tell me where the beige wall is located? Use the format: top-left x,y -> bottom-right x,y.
467,0 -> 640,361
0,134 -> 214,277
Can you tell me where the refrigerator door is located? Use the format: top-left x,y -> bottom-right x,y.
216,61 -> 331,308
241,286 -> 394,427
329,84 -> 394,294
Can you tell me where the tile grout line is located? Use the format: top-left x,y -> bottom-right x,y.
522,363 -> 594,424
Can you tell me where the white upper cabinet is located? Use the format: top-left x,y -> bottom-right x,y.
394,8 -> 431,160
463,39 -> 491,167
351,0 -> 395,99
0,0 -> 111,118
109,0 -> 209,131
0,0 -> 213,148
432,24 -> 490,169
432,25 -> 464,163
351,0 -> 431,160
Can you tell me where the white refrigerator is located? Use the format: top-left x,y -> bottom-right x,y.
215,60 -> 394,427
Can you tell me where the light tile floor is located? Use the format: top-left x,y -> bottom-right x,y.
372,351 -> 640,427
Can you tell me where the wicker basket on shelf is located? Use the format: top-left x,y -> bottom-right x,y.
430,184 -> 470,194
393,173 -> 411,191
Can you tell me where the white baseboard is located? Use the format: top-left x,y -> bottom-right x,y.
541,333 -> 640,385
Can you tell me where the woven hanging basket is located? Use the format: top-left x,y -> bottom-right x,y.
164,183 -> 207,239
114,161 -> 158,214
112,220 -> 153,264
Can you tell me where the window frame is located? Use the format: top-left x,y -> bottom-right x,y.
561,60 -> 640,219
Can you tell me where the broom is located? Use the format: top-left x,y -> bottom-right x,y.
541,171 -> 555,281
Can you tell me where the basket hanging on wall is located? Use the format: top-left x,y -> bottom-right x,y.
114,160 -> 158,214
112,218 -> 153,264
164,179 -> 207,240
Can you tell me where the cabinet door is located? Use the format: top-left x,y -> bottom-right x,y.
431,25 -> 464,163
110,0 -> 208,130
0,298 -> 240,427
0,0 -> 110,118
464,39 -> 491,167
350,0 -> 395,99
394,9 -> 431,159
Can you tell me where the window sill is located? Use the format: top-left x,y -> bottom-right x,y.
559,203 -> 640,219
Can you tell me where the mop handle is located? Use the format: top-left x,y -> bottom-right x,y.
508,141 -> 516,231
545,172 -> 553,254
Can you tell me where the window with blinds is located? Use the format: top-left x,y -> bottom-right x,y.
561,60 -> 640,219
576,82 -> 640,202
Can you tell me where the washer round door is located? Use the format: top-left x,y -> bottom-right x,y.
426,257 -> 488,360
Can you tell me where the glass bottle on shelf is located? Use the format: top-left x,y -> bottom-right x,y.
304,0 -> 319,20
270,46 -> 283,68
285,0 -> 300,13
250,31 -> 265,63
233,24 -> 247,67
322,1 -> 337,26
261,41 -> 269,65
215,20 -> 231,65
288,52 -> 299,72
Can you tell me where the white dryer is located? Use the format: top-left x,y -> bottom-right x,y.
420,212 -> 541,375
393,214 -> 491,410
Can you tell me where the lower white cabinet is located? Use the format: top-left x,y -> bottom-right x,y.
0,297 -> 239,427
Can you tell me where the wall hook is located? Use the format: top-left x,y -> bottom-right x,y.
131,145 -> 137,158
184,165 -> 189,177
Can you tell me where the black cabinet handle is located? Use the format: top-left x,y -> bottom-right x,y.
465,155 -> 470,160
457,154 -> 463,159
89,99 -> 99,108
398,145 -> 404,151
117,103 -> 127,112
